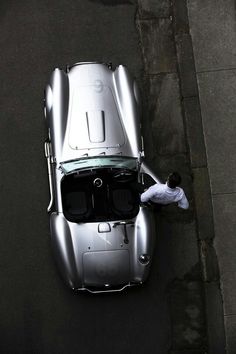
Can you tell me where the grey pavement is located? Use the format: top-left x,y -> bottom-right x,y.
138,0 -> 236,353
137,1 -> 208,353
188,0 -> 236,353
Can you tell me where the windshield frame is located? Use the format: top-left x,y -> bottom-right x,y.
60,155 -> 138,175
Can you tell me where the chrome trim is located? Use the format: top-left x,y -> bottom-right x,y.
140,135 -> 145,157
112,220 -> 134,244
76,283 -> 137,294
68,61 -> 111,71
70,61 -> 101,67
113,220 -> 135,227
44,141 -> 54,213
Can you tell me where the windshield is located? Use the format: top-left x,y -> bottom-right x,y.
61,156 -> 138,174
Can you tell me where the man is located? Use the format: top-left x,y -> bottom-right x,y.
140,172 -> 189,210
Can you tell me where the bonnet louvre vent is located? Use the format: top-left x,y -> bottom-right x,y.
86,110 -> 105,143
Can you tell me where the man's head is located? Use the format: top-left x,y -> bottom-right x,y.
167,172 -> 181,189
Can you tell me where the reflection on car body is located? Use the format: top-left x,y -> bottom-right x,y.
44,62 -> 159,293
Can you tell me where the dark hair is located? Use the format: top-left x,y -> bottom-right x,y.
167,172 -> 181,188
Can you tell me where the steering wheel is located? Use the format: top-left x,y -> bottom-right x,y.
113,169 -> 134,183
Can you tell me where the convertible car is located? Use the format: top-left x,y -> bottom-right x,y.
44,62 -> 159,293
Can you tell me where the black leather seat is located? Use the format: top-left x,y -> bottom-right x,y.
62,185 -> 93,222
109,184 -> 139,219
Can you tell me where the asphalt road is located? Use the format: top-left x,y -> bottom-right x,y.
0,1 -> 172,353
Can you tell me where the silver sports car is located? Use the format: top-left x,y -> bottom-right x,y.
44,62 -> 159,293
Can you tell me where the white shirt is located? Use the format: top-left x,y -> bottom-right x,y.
141,183 -> 189,209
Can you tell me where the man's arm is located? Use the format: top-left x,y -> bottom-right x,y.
140,185 -> 156,203
177,192 -> 189,209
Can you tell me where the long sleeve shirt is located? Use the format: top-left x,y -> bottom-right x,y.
140,183 -> 189,209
